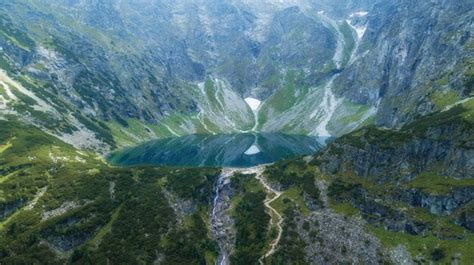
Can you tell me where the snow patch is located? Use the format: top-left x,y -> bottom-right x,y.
195,78 -> 255,133
244,97 -> 261,111
197,82 -> 206,95
346,20 -> 367,40
346,11 -> 368,41
244,144 -> 261,155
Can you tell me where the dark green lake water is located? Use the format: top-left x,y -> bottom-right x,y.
108,133 -> 329,168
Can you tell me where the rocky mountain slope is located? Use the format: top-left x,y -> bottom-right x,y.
1,100 -> 473,264
0,0 -> 470,151
333,0 -> 474,128
0,0 -> 473,264
0,118 -> 223,264
263,99 -> 474,264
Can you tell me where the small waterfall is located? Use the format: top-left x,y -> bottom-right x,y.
211,176 -> 226,220
211,169 -> 235,265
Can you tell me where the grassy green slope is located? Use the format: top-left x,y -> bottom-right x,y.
0,118 -> 220,264
260,100 -> 474,264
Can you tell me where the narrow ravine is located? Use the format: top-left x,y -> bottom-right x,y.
311,75 -> 341,137
317,14 -> 345,70
244,97 -> 262,132
346,11 -> 368,65
251,110 -> 259,132
211,169 -> 237,265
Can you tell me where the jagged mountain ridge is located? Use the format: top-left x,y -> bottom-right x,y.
333,0 -> 474,127
0,1 -> 473,263
1,0 -> 471,151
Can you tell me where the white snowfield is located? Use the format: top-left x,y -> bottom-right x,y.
346,20 -> 367,40
347,11 -> 369,40
244,97 -> 261,111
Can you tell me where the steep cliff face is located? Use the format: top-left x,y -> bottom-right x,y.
307,99 -> 474,255
0,0 -> 341,114
318,99 -> 474,181
333,0 -> 474,128
0,1 -> 473,264
0,0 -> 472,149
0,0 -> 349,146
256,99 -> 474,263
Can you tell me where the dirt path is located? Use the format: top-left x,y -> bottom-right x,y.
213,166 -> 283,264
242,166 -> 283,264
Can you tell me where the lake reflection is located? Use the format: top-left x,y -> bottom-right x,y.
108,133 -> 329,168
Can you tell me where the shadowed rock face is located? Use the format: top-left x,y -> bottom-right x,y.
1,0 -> 470,149
400,187 -> 474,216
0,0 -> 339,120
318,101 -> 474,182
108,133 -> 326,167
313,103 -> 474,238
0,199 -> 26,220
0,1 -> 472,259
333,0 -> 473,127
